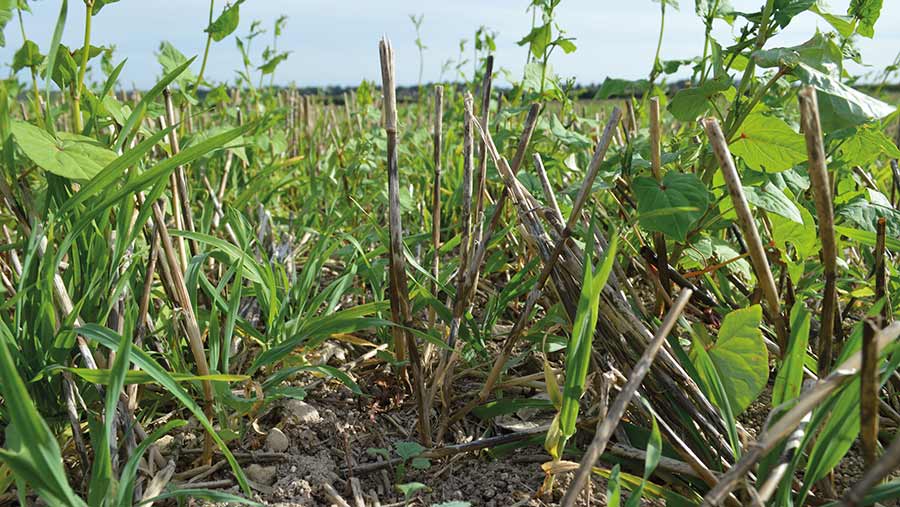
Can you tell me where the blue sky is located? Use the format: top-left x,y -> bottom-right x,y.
1,0 -> 898,88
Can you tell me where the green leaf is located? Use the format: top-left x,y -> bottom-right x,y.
811,5 -> 856,38
836,125 -> 900,166
92,0 -> 119,15
634,171 -> 710,241
690,329 -> 741,457
11,120 -> 117,180
550,115 -> 591,149
848,0 -> 882,37
397,482 -> 428,498
473,398 -> 554,420
594,77 -> 649,99
607,464 -> 622,507
78,324 -> 252,495
752,32 -> 842,72
0,0 -> 13,47
791,63 -> 896,132
696,305 -> 769,415
667,77 -> 731,121
559,233 -> 618,440
730,113 -> 807,173
258,51 -> 290,75
394,441 -> 426,460
12,40 -> 43,72
206,0 -> 244,42
157,41 -> 196,89
744,181 -> 802,222
771,204 -> 817,258
772,304 -> 810,407
773,0 -> 816,27
837,198 -> 900,238
517,23 -> 551,59
0,322 -> 87,506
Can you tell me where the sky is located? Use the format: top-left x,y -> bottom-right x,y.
1,0 -> 898,89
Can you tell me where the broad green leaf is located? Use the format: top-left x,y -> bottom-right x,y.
772,304 -> 810,407
744,181 -> 802,223
697,305 -> 769,415
397,482 -> 428,498
792,63 -> 896,132
752,32 -> 841,72
12,40 -> 42,71
206,0 -> 244,41
594,77 -> 649,99
550,115 -> 591,149
634,171 -> 710,241
730,113 -> 807,173
848,0 -> 882,37
837,198 -> 900,238
667,77 -> 731,121
92,0 -> 119,15
773,0 -> 816,27
11,120 -> 116,180
771,204 -> 817,258
258,52 -> 290,75
690,329 -> 741,457
836,125 -> 900,165
0,0 -> 12,47
157,41 -> 196,89
517,23 -> 551,59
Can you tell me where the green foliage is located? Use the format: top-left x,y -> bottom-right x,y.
634,171 -> 710,241
11,119 -> 116,180
730,113 -> 807,173
693,305 -> 769,416
206,0 -> 245,42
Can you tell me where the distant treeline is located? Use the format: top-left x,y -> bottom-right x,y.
196,79 -> 900,103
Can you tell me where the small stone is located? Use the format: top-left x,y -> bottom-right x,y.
283,400 -> 321,425
266,427 -> 290,452
246,464 -> 278,485
155,435 -> 175,451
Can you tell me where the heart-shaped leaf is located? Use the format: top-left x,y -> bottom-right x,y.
11,119 -> 117,180
730,113 -> 807,173
634,171 -> 710,241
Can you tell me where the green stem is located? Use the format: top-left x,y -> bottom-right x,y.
18,9 -> 43,126
193,0 -> 215,92
73,0 -> 94,133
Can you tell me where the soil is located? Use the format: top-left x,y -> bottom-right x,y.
184,357 -> 663,507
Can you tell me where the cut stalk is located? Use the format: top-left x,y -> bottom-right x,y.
447,108 -> 622,428
560,288 -> 693,507
429,85 -> 444,329
860,318 -> 879,467
649,96 -> 671,305
798,87 -> 838,372
703,117 -> 788,352
379,37 -> 429,446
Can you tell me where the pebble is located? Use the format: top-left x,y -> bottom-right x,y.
266,427 -> 290,452
246,464 -> 278,485
283,399 -> 321,425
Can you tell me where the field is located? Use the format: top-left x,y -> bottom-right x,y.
1,0 -> 900,506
